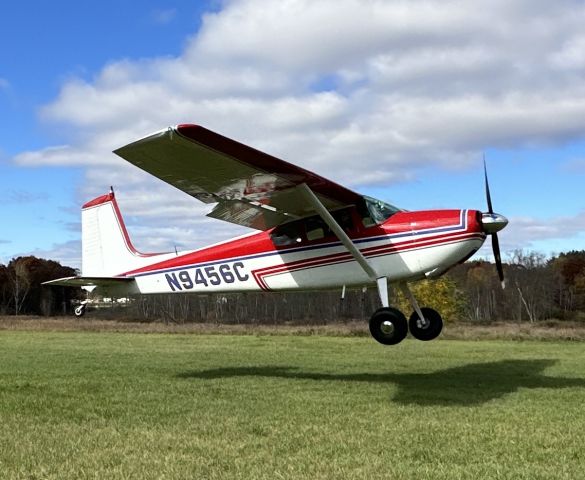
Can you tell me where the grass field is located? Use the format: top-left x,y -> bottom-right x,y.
1,328 -> 585,479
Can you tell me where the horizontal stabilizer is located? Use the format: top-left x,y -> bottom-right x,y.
43,276 -> 136,288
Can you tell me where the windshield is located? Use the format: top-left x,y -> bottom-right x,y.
361,196 -> 402,225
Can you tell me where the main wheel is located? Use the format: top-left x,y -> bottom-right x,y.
408,307 -> 443,341
369,307 -> 408,345
74,304 -> 86,317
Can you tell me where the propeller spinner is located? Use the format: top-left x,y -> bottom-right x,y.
482,160 -> 508,288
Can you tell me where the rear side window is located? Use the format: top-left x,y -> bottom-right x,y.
332,209 -> 354,232
270,222 -> 303,246
305,208 -> 355,241
306,216 -> 331,241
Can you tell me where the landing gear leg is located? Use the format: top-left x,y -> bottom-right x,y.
74,286 -> 97,318
400,283 -> 443,341
376,277 -> 390,309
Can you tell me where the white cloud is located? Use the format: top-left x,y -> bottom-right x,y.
0,77 -> 9,90
14,144 -> 113,167
508,212 -> 585,243
550,34 -> 585,70
12,0 -> 585,259
22,240 -> 82,270
476,210 -> 585,261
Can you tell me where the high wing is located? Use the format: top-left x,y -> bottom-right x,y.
113,125 -> 363,230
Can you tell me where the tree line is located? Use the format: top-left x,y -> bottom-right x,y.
0,257 -> 77,316
1,250 -> 584,323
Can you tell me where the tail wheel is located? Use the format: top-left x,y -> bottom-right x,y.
74,305 -> 86,317
408,307 -> 443,341
369,307 -> 408,346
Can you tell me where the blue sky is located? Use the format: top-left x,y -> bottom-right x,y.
1,0 -> 585,268
0,1 -> 209,263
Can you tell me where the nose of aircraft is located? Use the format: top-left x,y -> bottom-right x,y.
481,212 -> 508,234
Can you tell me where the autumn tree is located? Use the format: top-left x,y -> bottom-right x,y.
393,276 -> 466,322
504,250 -> 556,322
0,263 -> 10,315
550,250 -> 585,315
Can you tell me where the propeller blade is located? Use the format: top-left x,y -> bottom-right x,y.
483,157 -> 505,288
492,232 -> 505,289
483,156 -> 494,214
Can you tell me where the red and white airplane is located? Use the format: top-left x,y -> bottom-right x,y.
46,124 -> 508,345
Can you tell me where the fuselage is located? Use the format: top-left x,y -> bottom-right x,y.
120,207 -> 486,295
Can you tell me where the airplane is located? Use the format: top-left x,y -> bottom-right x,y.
45,124 -> 508,345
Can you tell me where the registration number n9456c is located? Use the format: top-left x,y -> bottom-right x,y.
165,262 -> 249,291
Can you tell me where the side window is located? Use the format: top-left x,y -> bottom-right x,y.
357,199 -> 374,227
304,209 -> 356,242
271,222 -> 303,246
305,216 -> 331,241
362,216 -> 375,228
332,209 -> 355,232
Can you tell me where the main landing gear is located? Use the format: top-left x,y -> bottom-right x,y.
368,282 -> 443,345
297,184 -> 444,345
369,307 -> 408,345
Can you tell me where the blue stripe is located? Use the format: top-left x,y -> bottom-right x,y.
131,210 -> 467,278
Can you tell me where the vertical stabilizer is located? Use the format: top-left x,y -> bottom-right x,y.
81,190 -> 158,276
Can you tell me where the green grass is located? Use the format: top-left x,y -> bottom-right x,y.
1,332 -> 585,479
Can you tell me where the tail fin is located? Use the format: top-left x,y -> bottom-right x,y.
81,189 -> 158,276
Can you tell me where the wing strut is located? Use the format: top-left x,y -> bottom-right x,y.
298,184 -> 389,307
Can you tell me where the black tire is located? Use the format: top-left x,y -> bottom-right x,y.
369,307 -> 408,345
408,307 -> 443,341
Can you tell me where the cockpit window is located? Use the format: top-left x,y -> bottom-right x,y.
305,208 -> 355,241
360,196 -> 402,226
305,216 -> 331,241
332,208 -> 354,232
271,221 -> 303,246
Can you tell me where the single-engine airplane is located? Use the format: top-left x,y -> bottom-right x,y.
45,124 -> 508,345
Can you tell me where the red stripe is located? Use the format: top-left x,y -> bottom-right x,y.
257,234 -> 485,288
110,197 -> 162,258
254,230 -> 483,277
122,208 -> 481,277
82,193 -> 114,209
83,194 -> 163,258
253,233 -> 485,289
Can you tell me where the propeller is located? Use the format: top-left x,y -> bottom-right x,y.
482,158 -> 508,289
